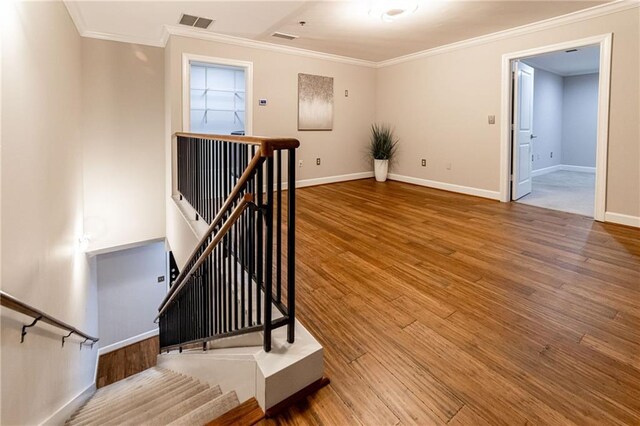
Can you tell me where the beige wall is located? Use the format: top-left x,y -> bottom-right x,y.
165,36 -> 377,267
376,7 -> 640,217
1,2 -> 98,424
82,38 -> 166,252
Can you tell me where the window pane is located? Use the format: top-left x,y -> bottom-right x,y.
191,66 -> 206,89
191,89 -> 206,110
207,91 -> 235,111
207,67 -> 235,91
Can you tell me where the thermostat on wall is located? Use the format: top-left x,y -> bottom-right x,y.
259,99 -> 267,106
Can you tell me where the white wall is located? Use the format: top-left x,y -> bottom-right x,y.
97,242 -> 167,347
82,38 -> 166,253
376,7 -> 639,217
1,2 -> 98,424
531,68 -> 564,171
562,73 -> 599,168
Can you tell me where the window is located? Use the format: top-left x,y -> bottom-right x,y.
190,62 -> 245,135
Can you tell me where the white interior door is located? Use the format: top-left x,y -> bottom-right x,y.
512,61 -> 534,200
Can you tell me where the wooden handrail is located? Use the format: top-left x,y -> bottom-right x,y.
156,193 -> 254,321
0,290 -> 99,343
175,132 -> 300,157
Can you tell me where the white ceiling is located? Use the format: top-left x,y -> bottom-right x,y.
67,0 -> 613,62
523,45 -> 600,76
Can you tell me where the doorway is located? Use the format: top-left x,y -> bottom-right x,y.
499,35 -> 612,221
512,46 -> 600,217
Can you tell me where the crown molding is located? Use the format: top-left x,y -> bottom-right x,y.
375,0 -> 639,68
164,25 -> 377,68
64,0 -> 638,68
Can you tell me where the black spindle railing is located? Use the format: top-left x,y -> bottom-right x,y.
158,133 -> 299,353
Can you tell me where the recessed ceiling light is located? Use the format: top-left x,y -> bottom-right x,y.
369,0 -> 418,22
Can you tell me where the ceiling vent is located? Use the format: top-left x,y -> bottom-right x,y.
179,14 -> 214,29
272,32 -> 299,41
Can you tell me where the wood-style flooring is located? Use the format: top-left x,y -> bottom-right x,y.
260,179 -> 640,426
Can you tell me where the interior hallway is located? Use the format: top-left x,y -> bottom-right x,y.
260,179 -> 640,425
518,170 -> 596,217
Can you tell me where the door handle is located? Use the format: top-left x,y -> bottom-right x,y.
530,134 -> 538,139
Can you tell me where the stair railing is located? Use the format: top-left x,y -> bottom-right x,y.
157,133 -> 299,353
0,290 -> 99,348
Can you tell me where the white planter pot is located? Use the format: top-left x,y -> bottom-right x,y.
374,159 -> 389,182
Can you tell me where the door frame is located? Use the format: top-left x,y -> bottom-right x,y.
181,53 -> 254,135
499,34 -> 612,221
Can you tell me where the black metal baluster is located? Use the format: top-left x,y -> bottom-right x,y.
287,148 -> 296,343
276,150 -> 282,304
264,156 -> 274,352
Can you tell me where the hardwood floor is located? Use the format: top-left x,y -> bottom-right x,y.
259,179 -> 640,425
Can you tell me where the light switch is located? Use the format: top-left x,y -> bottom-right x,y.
488,115 -> 496,124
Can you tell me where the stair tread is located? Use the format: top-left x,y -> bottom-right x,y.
67,367 -> 237,426
167,391 -> 240,426
70,376 -> 195,425
138,386 -> 224,426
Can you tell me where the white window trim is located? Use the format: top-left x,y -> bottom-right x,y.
182,53 -> 254,136
499,33 -> 612,222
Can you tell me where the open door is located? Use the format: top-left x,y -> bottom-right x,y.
511,61 -> 534,200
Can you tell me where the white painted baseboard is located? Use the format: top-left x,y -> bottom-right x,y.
41,382 -> 95,426
98,329 -> 159,356
604,212 -> 640,228
295,171 -> 374,188
531,164 -> 563,177
531,164 -> 596,177
561,164 -> 596,174
387,174 -> 501,200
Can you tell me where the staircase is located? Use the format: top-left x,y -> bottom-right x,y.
66,367 -> 240,426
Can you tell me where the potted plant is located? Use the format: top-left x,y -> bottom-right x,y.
369,124 -> 398,182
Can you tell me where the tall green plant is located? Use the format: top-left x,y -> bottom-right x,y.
369,124 -> 398,161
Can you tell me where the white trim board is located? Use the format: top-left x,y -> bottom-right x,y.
98,329 -> 159,356
604,212 -> 640,228
388,174 -> 501,201
500,34 -> 612,223
40,382 -> 95,426
531,164 -> 596,177
295,172 -> 373,189
63,1 -> 638,69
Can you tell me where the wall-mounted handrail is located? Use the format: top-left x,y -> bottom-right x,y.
174,132 -> 300,157
0,290 -> 99,345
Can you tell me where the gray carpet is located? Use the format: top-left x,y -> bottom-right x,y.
517,170 -> 595,217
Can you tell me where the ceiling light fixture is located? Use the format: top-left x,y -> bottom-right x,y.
369,0 -> 419,22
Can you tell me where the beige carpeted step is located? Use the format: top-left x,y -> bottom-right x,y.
101,381 -> 210,426
139,386 -> 224,426
70,375 -> 193,426
66,367 -> 239,426
167,391 -> 240,426
69,371 -> 184,420
76,368 -> 175,412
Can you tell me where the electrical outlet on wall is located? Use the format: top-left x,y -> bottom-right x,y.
299,160 -> 303,168
550,152 -> 553,158
316,158 -> 321,165
446,162 -> 452,170
421,159 -> 427,167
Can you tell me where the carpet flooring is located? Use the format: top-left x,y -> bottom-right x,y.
517,170 -> 595,217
